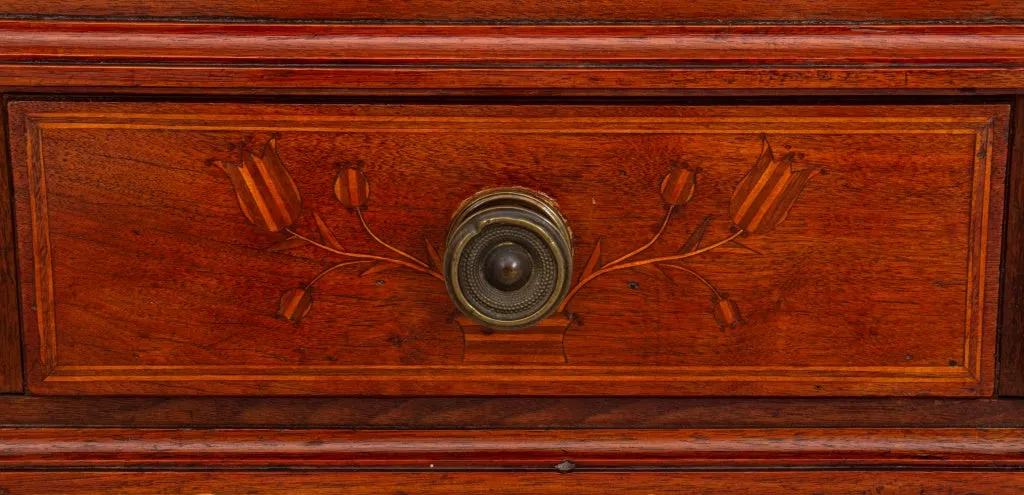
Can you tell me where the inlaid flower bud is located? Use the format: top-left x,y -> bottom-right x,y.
660,162 -> 697,206
712,295 -> 742,330
217,138 -> 302,233
729,143 -> 818,234
278,287 -> 313,322
334,165 -> 370,209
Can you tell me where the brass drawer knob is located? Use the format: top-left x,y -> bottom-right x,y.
444,188 -> 573,330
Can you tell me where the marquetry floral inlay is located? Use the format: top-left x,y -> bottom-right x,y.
215,135 -> 819,336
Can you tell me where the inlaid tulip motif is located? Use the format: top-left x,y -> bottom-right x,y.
214,137 -> 302,233
216,134 -> 818,331
558,135 -> 819,329
334,163 -> 370,209
214,136 -> 443,323
730,143 -> 819,234
660,161 -> 698,206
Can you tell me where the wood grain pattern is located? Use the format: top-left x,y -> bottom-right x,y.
3,396 -> 1024,428
5,471 -> 1024,495
999,95 -> 1024,396
0,22 -> 1023,95
3,23 -> 1024,67
4,66 -> 1024,96
2,428 -> 1024,469
7,101 -> 1007,396
0,98 -> 23,393
3,0 -> 1023,22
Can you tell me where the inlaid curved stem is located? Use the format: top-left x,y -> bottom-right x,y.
304,260 -> 373,290
284,229 -> 444,282
658,263 -> 722,299
604,206 -> 675,268
356,208 -> 430,269
558,229 -> 744,312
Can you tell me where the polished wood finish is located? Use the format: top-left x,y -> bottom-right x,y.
3,0 -> 1023,23
3,397 -> 1024,428
7,101 -> 1007,396
999,95 -> 1024,395
3,23 -> 1024,67
0,99 -> 22,393
5,66 -> 1024,95
0,5 -> 1023,492
4,471 -> 1024,495
2,428 -> 1024,469
1,22 -> 1024,96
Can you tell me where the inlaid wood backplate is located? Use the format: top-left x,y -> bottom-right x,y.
7,101 -> 1007,396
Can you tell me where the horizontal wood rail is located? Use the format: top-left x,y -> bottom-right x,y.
2,0 -> 1024,23
2,428 -> 1024,469
5,471 -> 1024,494
3,397 -> 1024,429
1,22 -> 1024,67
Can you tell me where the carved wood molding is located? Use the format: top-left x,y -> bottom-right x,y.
0,22 -> 1022,93
2,22 -> 1024,68
4,0 -> 1024,23
1,428 -> 1024,469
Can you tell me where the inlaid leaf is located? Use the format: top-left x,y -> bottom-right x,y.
579,238 -> 603,282
267,236 -> 307,253
360,261 -> 398,277
312,210 -> 344,252
425,238 -> 443,270
680,215 -> 714,253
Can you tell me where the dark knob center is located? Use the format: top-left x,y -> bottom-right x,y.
484,243 -> 533,291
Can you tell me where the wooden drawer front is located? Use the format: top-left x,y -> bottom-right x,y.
7,101 -> 1007,396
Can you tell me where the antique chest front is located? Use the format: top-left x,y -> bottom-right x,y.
1,3 -> 1024,493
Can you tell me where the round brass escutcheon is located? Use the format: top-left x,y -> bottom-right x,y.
444,188 -> 573,330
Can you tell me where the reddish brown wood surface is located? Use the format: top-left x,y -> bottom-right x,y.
999,95 -> 1024,395
3,397 -> 1024,428
0,21 -> 1022,95
0,22 -> 1022,95
3,23 -> 1024,67
3,0 -> 1023,22
5,101 -> 1007,396
1,428 -> 1023,469
0,98 -> 22,393
4,67 -> 1024,96
4,471 -> 1024,494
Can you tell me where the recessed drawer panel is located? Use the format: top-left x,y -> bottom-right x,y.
7,101 -> 1007,396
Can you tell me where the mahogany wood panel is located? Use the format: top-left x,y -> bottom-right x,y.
7,101 -> 1008,396
999,96 -> 1024,395
2,428 -> 1024,469
3,23 -> 1024,67
5,471 -> 1024,495
0,97 -> 22,393
3,397 -> 1024,428
3,0 -> 1024,23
